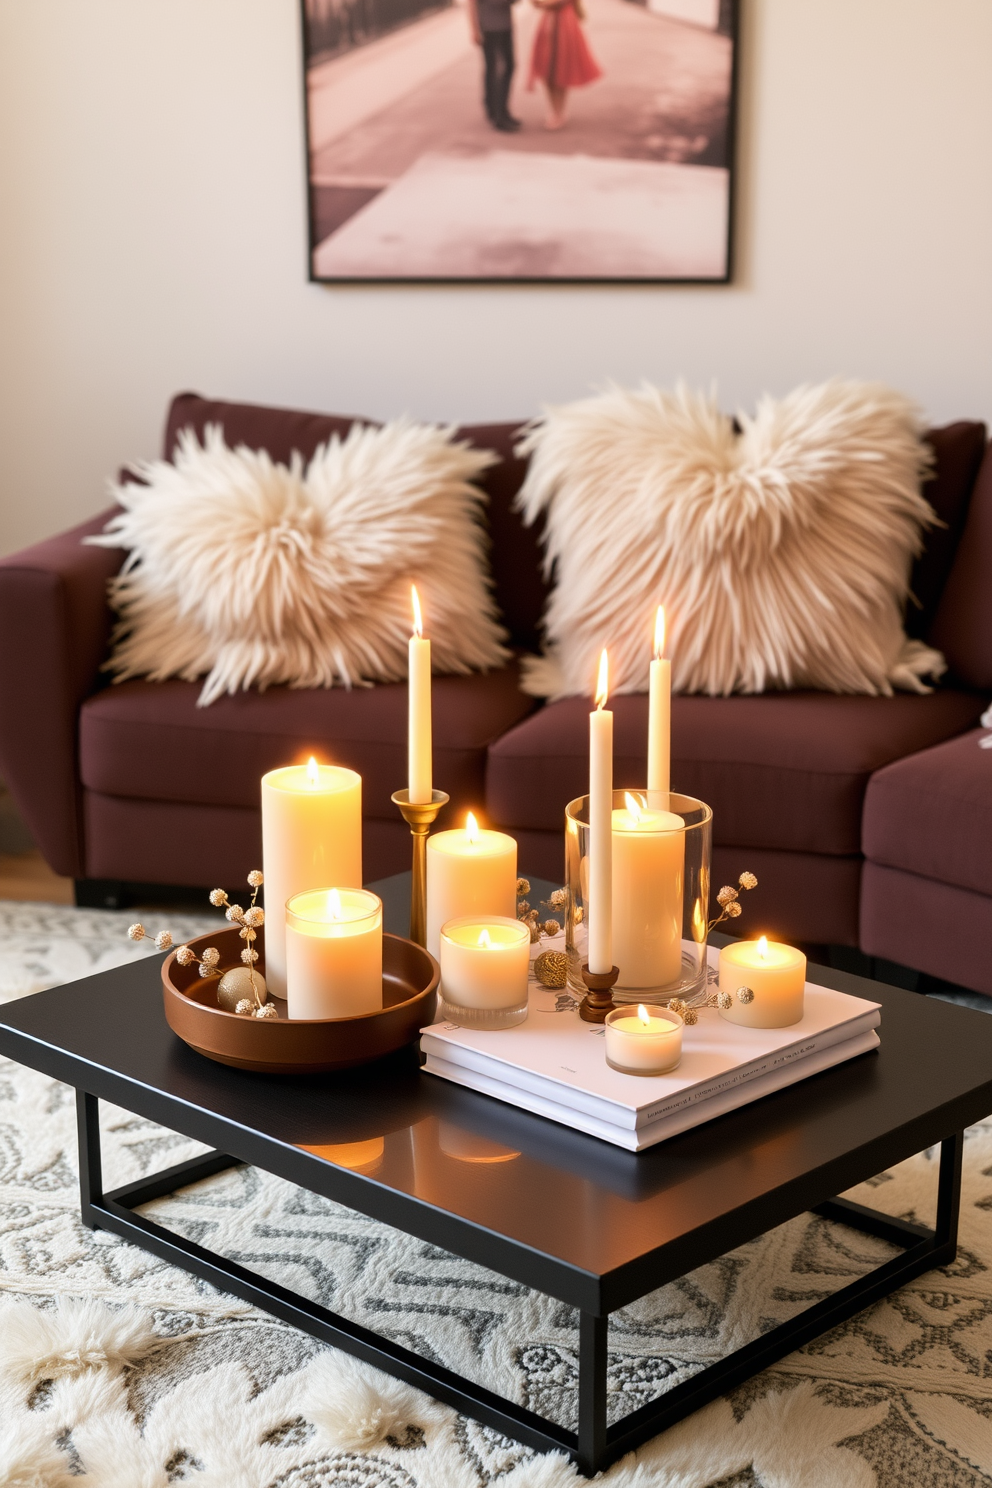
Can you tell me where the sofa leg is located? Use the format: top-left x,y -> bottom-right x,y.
74,878 -> 126,909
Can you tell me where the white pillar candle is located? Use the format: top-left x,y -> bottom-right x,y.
285,887 -> 382,1019
718,936 -> 806,1028
647,605 -> 671,805
612,793 -> 685,989
439,916 -> 530,1010
261,759 -> 362,999
408,585 -> 432,804
426,813 -> 517,960
588,649 -> 613,975
604,1004 -> 683,1075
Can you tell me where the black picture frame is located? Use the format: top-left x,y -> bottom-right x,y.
301,0 -> 739,284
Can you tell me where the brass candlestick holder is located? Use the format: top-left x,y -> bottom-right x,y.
392,789 -> 449,947
579,962 -> 619,1023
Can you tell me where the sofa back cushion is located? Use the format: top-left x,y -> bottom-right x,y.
908,420 -> 987,639
929,437 -> 992,688
163,393 -> 549,652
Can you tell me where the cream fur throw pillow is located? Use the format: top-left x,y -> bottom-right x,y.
88,421 -> 509,705
515,381 -> 946,698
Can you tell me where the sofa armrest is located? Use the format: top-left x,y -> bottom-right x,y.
0,509 -> 123,876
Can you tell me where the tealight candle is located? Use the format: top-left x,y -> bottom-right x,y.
604,1003 -> 683,1075
261,758 -> 362,999
426,813 -> 517,961
285,887 -> 382,1020
438,915 -> 530,1028
718,936 -> 806,1028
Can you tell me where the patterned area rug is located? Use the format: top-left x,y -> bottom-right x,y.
1,901 -> 992,1487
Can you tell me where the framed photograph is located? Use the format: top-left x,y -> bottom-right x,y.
301,0 -> 738,283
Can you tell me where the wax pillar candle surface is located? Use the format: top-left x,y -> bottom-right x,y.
604,1004 -> 683,1074
261,761 -> 362,999
408,586 -> 432,804
439,917 -> 530,1009
647,606 -> 671,803
718,938 -> 806,1028
285,887 -> 382,1019
588,651 -> 614,975
612,795 -> 685,989
425,816 -> 517,960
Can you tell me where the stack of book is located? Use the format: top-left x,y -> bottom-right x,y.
421,972 -> 880,1151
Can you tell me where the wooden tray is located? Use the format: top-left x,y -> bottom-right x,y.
162,926 -> 438,1073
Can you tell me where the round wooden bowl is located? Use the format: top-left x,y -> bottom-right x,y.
161,926 -> 439,1073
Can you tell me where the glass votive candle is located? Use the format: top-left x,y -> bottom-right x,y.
718,936 -> 806,1028
604,1003 -> 683,1076
438,916 -> 530,1029
285,887 -> 382,1020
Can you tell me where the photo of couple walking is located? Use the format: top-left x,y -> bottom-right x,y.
468,0 -> 602,133
304,0 -> 737,282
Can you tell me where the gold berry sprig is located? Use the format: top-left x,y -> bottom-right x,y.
516,880 -> 570,944
708,871 -> 758,933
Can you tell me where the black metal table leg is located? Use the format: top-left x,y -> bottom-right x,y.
76,1090 -> 103,1230
577,1311 -> 608,1474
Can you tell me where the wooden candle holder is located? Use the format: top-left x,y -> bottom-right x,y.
579,962 -> 619,1023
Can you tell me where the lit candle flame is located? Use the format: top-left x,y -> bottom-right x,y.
466,811 -> 479,844
478,927 -> 492,949
595,649 -> 609,710
306,756 -> 319,787
411,585 -> 423,639
327,888 -> 342,920
653,605 -> 666,661
624,791 -> 644,823
637,1004 -> 652,1026
758,935 -> 768,961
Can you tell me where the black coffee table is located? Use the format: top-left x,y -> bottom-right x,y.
1,873 -> 991,1476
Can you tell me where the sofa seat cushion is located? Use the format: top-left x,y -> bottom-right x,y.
80,664 -> 534,824
862,728 -> 992,897
486,689 -> 986,855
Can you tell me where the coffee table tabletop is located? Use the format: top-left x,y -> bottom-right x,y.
1,871 -> 990,1474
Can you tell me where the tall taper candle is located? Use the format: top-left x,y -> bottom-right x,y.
647,605 -> 670,803
408,585 -> 432,805
588,649 -> 613,975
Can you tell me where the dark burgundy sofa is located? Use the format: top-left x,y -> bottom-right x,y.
1,393 -> 989,991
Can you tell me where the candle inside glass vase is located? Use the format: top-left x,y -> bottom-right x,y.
612,792 -> 684,993
285,887 -> 382,1020
438,916 -> 530,1029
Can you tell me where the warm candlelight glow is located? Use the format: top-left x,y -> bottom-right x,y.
595,649 -> 609,709
691,899 -> 706,944
653,605 -> 666,661
411,584 -> 423,638
326,888 -> 342,920
758,935 -> 769,961
637,1003 -> 651,1025
624,791 -> 645,822
466,811 -> 479,844
306,755 -> 319,787
478,927 -> 492,949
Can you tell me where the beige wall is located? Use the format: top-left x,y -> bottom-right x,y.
1,0 -> 990,556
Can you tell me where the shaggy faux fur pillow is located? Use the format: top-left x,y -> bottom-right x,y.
515,380 -> 946,698
88,421 -> 509,705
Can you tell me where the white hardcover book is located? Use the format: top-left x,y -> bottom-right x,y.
424,1029 -> 880,1151
422,982 -> 880,1134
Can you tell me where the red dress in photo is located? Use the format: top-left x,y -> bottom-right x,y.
527,0 -> 603,91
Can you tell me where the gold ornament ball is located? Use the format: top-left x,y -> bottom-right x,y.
217,965 -> 268,1012
534,950 -> 567,988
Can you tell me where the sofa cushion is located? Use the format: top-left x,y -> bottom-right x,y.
486,690 -> 986,855
79,664 -> 534,827
162,394 -> 549,652
929,440 -> 992,689
908,421 -> 987,639
862,728 -> 992,897
861,863 -> 992,997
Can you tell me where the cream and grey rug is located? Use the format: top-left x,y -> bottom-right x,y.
1,900 -> 992,1487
